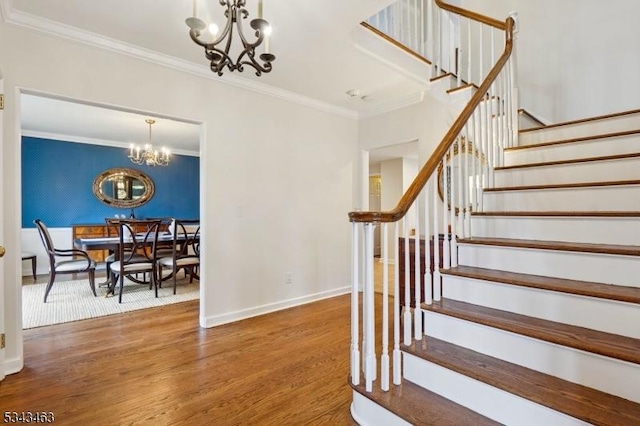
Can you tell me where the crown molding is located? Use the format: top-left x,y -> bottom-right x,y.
20,130 -> 200,158
1,1 -> 359,120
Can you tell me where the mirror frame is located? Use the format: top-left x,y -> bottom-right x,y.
437,137 -> 486,215
92,167 -> 155,208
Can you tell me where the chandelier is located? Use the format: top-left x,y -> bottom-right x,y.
128,119 -> 170,167
186,0 -> 275,76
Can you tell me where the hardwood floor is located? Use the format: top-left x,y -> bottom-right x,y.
1,295 -> 359,425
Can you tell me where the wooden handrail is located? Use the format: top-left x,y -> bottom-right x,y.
349,16 -> 514,223
435,0 -> 506,30
359,22 -> 432,66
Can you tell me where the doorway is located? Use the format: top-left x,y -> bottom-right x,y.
18,92 -> 202,329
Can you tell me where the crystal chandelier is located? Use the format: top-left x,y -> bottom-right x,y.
128,119 -> 170,167
186,0 -> 275,76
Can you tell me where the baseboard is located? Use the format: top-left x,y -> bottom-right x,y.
200,286 -> 351,328
3,356 -> 24,376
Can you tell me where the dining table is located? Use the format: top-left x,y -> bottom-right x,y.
73,231 -> 198,296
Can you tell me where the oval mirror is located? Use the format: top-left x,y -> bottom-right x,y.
437,137 -> 486,215
92,167 -> 155,208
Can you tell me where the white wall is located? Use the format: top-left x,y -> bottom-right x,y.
359,94 -> 452,165
380,159 -> 404,212
462,0 -> 640,123
0,20 -> 358,373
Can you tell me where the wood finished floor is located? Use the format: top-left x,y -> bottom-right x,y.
2,294 -> 359,425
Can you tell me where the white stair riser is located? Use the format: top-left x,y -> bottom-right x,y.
403,354 -> 589,426
457,244 -> 640,287
483,186 -> 640,211
494,158 -> 640,187
442,275 -> 640,338
351,391 -> 411,426
519,113 -> 640,146
504,134 -> 640,165
423,311 -> 640,403
470,216 -> 640,245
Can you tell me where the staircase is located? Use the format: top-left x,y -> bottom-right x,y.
351,110 -> 640,425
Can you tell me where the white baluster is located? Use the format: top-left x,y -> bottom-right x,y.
474,107 -> 484,212
510,57 -> 519,146
364,223 -> 376,392
423,178 -> 432,306
443,151 -> 451,270
451,137 -> 459,267
478,23 -> 483,83
402,216 -> 412,346
488,88 -> 495,189
393,222 -> 401,385
432,177 -> 441,301
464,125 -> 472,236
413,0 -> 418,52
436,7 -> 442,75
381,223 -> 390,391
420,0 -> 425,57
413,204 -> 422,338
466,18 -> 471,85
350,222 -> 360,386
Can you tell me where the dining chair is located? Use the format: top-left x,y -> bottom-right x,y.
157,219 -> 200,294
109,219 -> 162,303
34,219 -> 97,303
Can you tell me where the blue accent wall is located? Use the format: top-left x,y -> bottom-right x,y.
22,137 -> 199,228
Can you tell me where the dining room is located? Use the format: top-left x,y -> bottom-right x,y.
19,93 -> 202,329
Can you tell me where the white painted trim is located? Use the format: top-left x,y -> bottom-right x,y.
2,356 -> 23,376
200,286 -> 351,328
1,2 -> 359,120
21,130 -> 200,157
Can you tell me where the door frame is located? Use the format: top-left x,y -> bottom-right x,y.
0,75 -> 5,381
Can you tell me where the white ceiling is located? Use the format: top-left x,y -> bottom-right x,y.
6,0 -> 427,157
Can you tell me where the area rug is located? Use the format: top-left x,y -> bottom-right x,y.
22,276 -> 199,329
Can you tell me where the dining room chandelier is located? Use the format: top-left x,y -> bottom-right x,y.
185,0 -> 275,76
128,119 -> 170,167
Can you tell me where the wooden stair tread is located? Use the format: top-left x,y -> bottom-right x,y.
519,108 -> 640,134
496,151 -> 640,170
404,336 -> 640,426
423,299 -> 640,365
485,179 -> 640,192
510,128 -> 640,150
473,211 -> 640,217
350,377 -> 500,425
457,236 -> 640,257
442,265 -> 640,304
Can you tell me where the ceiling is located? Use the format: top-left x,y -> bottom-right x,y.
5,0 -> 427,157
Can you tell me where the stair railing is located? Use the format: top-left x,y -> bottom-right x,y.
350,1 -> 517,393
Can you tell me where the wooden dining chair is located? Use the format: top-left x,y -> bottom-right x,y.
157,219 -> 200,294
109,219 -> 162,303
34,219 -> 97,303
